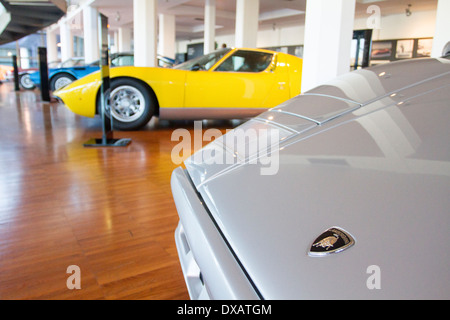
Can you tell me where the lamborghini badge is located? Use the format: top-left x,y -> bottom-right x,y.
309,227 -> 355,257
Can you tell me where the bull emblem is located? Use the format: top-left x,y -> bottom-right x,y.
309,227 -> 356,257
312,233 -> 339,250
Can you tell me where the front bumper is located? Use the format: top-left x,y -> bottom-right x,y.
171,167 -> 260,300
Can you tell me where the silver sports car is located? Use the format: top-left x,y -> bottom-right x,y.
171,50 -> 450,299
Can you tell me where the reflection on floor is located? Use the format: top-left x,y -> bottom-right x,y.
0,83 -> 242,299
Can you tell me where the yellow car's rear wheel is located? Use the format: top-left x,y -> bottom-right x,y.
100,78 -> 155,130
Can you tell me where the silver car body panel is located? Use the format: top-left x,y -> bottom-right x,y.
171,167 -> 260,299
174,57 -> 450,299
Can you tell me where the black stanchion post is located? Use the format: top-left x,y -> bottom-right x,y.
362,29 -> 373,68
84,13 -> 131,148
38,47 -> 51,102
12,55 -> 20,91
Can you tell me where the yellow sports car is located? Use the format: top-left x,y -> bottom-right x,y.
54,48 -> 302,130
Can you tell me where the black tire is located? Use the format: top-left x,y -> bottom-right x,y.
98,78 -> 155,131
50,73 -> 76,91
19,73 -> 36,90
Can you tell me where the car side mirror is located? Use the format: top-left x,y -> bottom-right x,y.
191,64 -> 202,71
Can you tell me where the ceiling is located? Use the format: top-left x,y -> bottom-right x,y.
0,0 -> 66,44
81,0 -> 438,41
12,0 -> 438,43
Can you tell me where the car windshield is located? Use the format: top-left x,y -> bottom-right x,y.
61,59 -> 85,68
111,54 -> 134,67
48,61 -> 61,68
174,48 -> 231,71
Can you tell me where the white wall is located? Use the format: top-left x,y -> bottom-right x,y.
176,9 -> 437,54
354,10 -> 437,41
257,25 -> 305,48
176,24 -> 304,53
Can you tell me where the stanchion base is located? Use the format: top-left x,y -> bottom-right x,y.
83,138 -> 132,147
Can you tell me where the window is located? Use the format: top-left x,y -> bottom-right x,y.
174,48 -> 231,71
111,55 -> 134,67
215,50 -> 273,73
61,58 -> 85,67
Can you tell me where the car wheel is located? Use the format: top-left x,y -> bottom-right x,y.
50,73 -> 76,91
19,73 -> 36,90
100,78 -> 155,131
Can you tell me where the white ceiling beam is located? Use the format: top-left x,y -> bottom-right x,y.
165,4 -> 235,19
259,8 -> 304,21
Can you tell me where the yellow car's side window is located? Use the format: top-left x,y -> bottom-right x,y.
215,51 -> 273,73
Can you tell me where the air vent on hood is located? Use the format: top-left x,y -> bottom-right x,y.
271,94 -> 361,125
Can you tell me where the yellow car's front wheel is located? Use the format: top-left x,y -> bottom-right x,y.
100,78 -> 156,131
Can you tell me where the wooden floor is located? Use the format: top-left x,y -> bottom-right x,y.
0,82 -> 239,300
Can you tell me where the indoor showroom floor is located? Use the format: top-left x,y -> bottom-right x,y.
0,83 -> 238,299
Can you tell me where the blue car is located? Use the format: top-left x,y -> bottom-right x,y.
29,57 -> 99,91
28,53 -> 175,91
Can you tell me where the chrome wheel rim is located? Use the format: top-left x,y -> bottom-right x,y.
54,76 -> 73,90
110,85 -> 146,122
20,74 -> 34,89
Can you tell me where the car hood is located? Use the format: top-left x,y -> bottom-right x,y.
183,57 -> 450,299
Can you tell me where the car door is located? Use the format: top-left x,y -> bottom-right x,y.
71,64 -> 99,79
184,50 -> 290,110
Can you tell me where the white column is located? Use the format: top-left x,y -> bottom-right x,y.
111,31 -> 119,54
118,27 -> 132,52
60,20 -> 73,62
20,47 -> 30,69
431,0 -> 450,57
235,0 -> 259,48
83,6 -> 99,64
204,0 -> 216,54
15,41 -> 21,68
134,0 -> 157,67
158,14 -> 176,59
46,29 -> 58,63
301,0 -> 355,92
